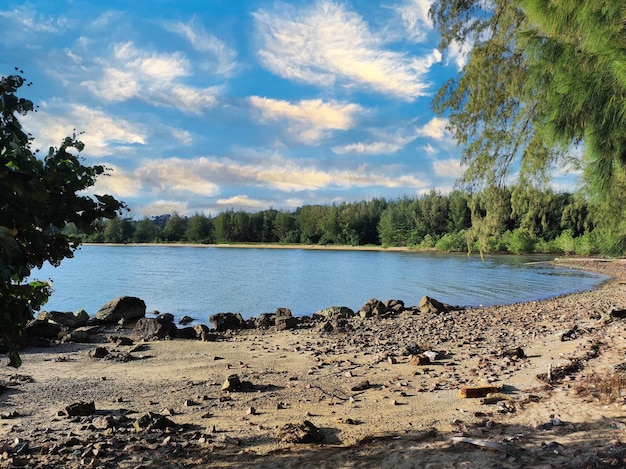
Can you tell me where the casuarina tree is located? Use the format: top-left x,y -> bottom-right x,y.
0,70 -> 126,367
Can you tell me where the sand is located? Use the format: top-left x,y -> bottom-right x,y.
1,257 -> 625,468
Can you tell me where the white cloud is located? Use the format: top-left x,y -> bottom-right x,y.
446,38 -> 472,70
432,158 -> 463,178
249,97 -> 363,144
136,158 -> 221,197
395,0 -> 434,43
24,104 -> 147,157
166,18 -> 238,76
253,0 -> 440,100
216,195 -> 268,210
81,42 -> 220,114
134,154 -> 428,194
0,6 -> 68,34
136,200 -> 190,217
332,141 -> 406,155
90,163 -> 142,197
416,117 -> 448,140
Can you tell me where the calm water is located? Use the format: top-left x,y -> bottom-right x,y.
30,245 -> 609,322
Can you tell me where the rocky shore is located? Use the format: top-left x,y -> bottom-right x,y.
1,258 -> 625,468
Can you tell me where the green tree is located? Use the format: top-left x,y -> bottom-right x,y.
133,218 -> 160,243
163,213 -> 187,242
0,72 -> 125,366
185,213 -> 213,244
430,0 -> 626,254
103,216 -> 133,243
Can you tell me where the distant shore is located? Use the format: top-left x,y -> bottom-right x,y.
84,242 -> 415,252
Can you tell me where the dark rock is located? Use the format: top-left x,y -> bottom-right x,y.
351,380 -> 371,392
209,312 -> 245,332
156,313 -> 175,323
610,308 -> 626,319
90,347 -> 109,359
95,296 -> 146,323
37,310 -> 89,328
65,401 -> 96,417
63,330 -> 91,343
177,326 -> 198,339
194,324 -> 217,341
502,347 -> 525,359
178,315 -> 194,325
255,313 -> 275,328
132,317 -> 177,340
359,298 -> 389,319
108,335 -> 134,346
410,354 -> 431,366
419,296 -> 449,314
222,374 -> 241,392
133,412 -> 177,431
277,420 -> 324,444
275,308 -> 297,330
23,319 -> 63,338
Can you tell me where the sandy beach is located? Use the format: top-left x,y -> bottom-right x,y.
1,257 -> 625,468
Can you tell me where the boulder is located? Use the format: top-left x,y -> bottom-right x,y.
37,310 -> 89,328
359,298 -> 388,319
277,421 -> 324,444
275,308 -> 297,331
209,312 -> 245,332
23,319 -> 63,338
178,315 -> 194,325
177,326 -> 199,339
315,306 -> 354,320
385,299 -> 405,314
95,296 -> 146,323
419,296 -> 449,315
132,317 -> 177,340
194,324 -> 217,341
255,313 -> 275,329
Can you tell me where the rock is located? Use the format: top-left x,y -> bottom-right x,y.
133,412 -> 177,431
423,350 -> 440,362
209,313 -> 245,332
194,324 -> 217,341
177,327 -> 199,339
409,354 -> 431,366
276,420 -> 324,444
90,347 -> 109,359
609,308 -> 626,319
63,330 -> 92,343
385,299 -> 405,314
95,296 -> 146,323
255,313 -> 275,328
108,335 -> 134,346
23,319 -> 63,339
132,317 -> 177,340
178,315 -> 194,325
419,296 -> 449,314
37,310 -> 89,328
351,380 -> 371,392
315,306 -> 355,320
402,344 -> 422,356
65,401 -> 96,417
358,298 -> 389,319
222,374 -> 242,392
502,347 -> 525,359
275,308 -> 297,331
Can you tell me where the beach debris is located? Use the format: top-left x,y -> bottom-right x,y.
276,420 -> 324,444
459,385 -> 501,399
480,393 -> 514,405
537,360 -> 583,383
609,308 -> 626,319
65,401 -> 96,417
450,436 -> 522,459
95,296 -> 146,324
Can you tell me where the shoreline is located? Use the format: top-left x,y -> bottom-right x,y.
2,258 -> 625,468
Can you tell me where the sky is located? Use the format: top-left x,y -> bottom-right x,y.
2,1 -> 512,217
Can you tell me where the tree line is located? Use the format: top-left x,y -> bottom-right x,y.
78,186 -> 618,256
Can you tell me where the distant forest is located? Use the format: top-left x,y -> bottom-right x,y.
74,186 -> 614,255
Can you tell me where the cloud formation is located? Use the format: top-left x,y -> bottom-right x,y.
253,0 -> 441,100
249,97 -> 363,144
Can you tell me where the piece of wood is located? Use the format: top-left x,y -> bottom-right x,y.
459,386 -> 500,398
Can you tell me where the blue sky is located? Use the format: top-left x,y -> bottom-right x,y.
4,1 -> 481,217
